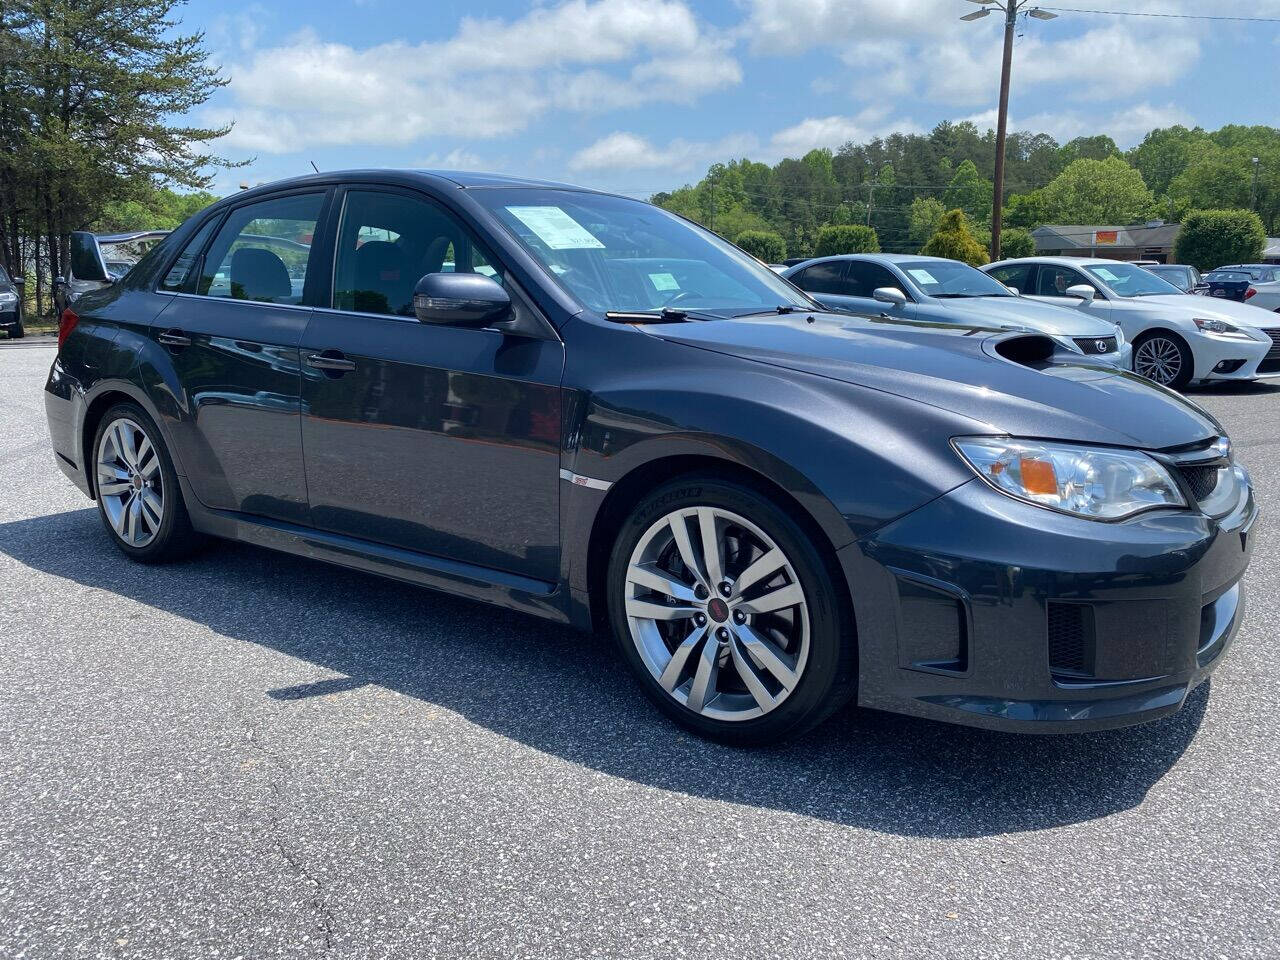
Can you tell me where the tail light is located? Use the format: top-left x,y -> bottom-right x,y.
1245,287 -> 1257,300
57,308 -> 79,350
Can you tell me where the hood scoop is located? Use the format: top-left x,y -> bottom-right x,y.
992,333 -> 1056,368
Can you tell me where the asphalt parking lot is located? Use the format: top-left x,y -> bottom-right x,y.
1,340 -> 1277,959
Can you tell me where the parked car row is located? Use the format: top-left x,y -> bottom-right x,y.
45,170 -> 1255,745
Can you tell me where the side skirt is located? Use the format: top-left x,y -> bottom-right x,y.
182,480 -> 571,625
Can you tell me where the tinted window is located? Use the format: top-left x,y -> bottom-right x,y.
333,190 -> 500,317
472,188 -> 814,314
160,217 -> 220,292
1036,265 -> 1093,297
895,260 -> 1011,298
0,264 -> 9,284
793,261 -> 847,294
1083,263 -> 1180,298
987,263 -> 1034,293
198,193 -> 323,305
845,261 -> 903,298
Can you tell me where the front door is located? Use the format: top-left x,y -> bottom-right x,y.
299,187 -> 565,581
148,190 -> 328,524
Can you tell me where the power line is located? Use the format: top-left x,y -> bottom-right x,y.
1039,6 -> 1280,21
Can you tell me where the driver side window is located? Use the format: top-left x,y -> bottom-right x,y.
333,190 -> 501,317
1036,265 -> 1093,298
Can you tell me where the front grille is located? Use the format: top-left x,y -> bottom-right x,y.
1260,358 -> 1280,375
1177,464 -> 1221,501
1266,330 -> 1280,360
1073,335 -> 1117,355
1047,602 -> 1095,677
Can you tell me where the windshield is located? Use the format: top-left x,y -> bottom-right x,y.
897,259 -> 1011,298
1084,263 -> 1182,298
473,188 -> 816,315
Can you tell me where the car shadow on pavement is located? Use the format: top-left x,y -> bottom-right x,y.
0,508 -> 1208,840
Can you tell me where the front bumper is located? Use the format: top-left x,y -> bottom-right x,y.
840,470 -> 1256,733
1194,331 -> 1278,381
0,306 -> 17,330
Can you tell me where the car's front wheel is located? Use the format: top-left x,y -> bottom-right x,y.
1133,331 -> 1193,390
7,320 -> 23,339
607,476 -> 856,744
92,403 -> 201,562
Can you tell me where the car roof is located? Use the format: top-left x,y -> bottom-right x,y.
220,169 -> 609,208
787,253 -> 955,267
983,256 -> 1132,270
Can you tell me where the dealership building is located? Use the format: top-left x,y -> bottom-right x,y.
1032,222 -> 1280,264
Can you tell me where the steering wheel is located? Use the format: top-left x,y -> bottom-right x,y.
663,289 -> 709,307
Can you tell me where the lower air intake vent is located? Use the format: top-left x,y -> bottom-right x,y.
1047,602 -> 1096,678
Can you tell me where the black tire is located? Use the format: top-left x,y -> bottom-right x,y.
91,402 -> 202,562
1132,331 -> 1193,390
607,474 -> 856,745
7,321 -> 23,339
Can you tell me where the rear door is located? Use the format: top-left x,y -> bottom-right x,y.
298,186 -> 565,581
147,190 -> 329,525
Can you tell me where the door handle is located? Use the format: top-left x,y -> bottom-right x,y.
305,351 -> 357,373
157,329 -> 191,348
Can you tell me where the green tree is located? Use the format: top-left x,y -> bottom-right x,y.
1000,227 -> 1036,258
813,224 -> 880,257
1128,125 -> 1213,197
921,209 -> 988,266
0,0 -> 239,315
1168,149 -> 1256,221
1173,210 -> 1266,271
908,196 -> 945,246
735,230 -> 786,263
941,159 -> 993,226
1036,157 -> 1159,225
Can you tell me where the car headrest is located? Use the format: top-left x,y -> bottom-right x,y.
230,247 -> 292,302
352,241 -> 412,314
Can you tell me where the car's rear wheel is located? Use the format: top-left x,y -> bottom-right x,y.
607,475 -> 855,744
1133,331 -> 1193,390
92,403 -> 200,562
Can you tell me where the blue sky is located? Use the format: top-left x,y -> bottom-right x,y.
185,0 -> 1280,198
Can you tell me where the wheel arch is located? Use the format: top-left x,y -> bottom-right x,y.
80,381 -> 178,499
583,453 -> 855,640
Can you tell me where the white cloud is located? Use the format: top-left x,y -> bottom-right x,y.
418,148 -> 487,171
211,0 -> 740,154
768,106 -> 922,157
569,131 -> 760,172
744,0 -> 957,53
959,102 -> 1195,149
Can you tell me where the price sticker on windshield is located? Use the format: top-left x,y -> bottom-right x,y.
505,206 -> 604,250
649,273 -> 679,291
907,268 -> 938,284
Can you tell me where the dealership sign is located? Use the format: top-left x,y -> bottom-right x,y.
1094,230 -> 1119,245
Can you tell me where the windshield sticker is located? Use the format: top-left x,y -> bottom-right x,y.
649,272 -> 679,291
505,206 -> 604,250
1093,267 -> 1120,282
906,268 -> 937,284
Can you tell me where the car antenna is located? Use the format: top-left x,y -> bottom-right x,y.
309,161 -> 321,173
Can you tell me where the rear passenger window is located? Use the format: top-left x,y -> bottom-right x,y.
160,217 -> 220,292
987,264 -> 1033,293
198,193 -> 323,305
793,261 -> 846,294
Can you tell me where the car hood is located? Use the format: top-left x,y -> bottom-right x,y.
643,311 -> 1219,450
920,296 -> 1118,336
1125,294 -> 1280,329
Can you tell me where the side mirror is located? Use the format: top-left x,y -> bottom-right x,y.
68,230 -> 112,284
12,276 -> 24,290
413,272 -> 511,327
872,286 -> 908,307
1065,284 -> 1096,302
1004,285 -> 1020,296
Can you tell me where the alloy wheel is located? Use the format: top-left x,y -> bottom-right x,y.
96,417 -> 163,548
1134,336 -> 1183,386
624,506 -> 810,721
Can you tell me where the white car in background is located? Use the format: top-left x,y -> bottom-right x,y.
983,256 -> 1280,390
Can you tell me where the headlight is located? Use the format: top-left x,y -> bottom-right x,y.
953,437 -> 1186,520
1113,325 -> 1125,348
0,290 -> 15,304
1193,317 -> 1252,340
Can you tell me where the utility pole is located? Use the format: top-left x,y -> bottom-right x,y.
962,1 -> 1058,261
865,181 -> 875,227
1251,157 -> 1260,212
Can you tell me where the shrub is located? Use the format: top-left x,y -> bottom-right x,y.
735,230 -> 786,263
1173,210 -> 1266,271
921,209 -> 989,266
999,227 -> 1036,259
812,224 -> 880,257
